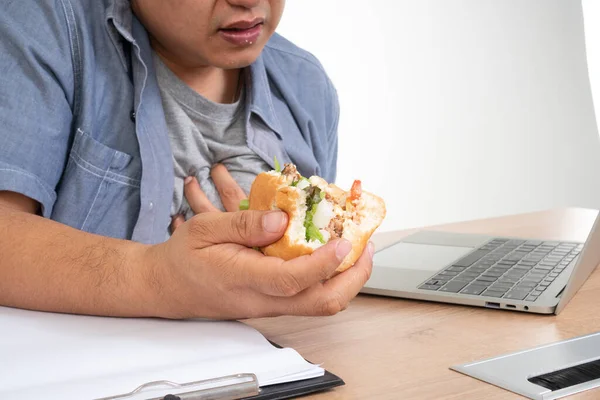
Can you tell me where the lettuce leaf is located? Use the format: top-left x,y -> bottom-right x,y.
274,156 -> 281,172
306,222 -> 325,243
291,177 -> 308,187
304,187 -> 326,243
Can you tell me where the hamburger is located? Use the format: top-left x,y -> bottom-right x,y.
241,158 -> 386,273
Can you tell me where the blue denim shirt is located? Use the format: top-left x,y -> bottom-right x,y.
0,0 -> 339,244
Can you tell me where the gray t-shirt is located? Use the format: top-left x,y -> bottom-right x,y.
153,53 -> 270,227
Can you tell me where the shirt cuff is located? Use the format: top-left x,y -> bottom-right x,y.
0,166 -> 57,218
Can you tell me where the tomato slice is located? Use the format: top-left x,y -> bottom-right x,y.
349,180 -> 362,201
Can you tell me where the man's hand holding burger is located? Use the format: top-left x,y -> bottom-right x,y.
159,164 -> 375,320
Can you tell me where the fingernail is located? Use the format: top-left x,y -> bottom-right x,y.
368,242 -> 375,260
184,176 -> 193,185
335,239 -> 353,262
262,211 -> 286,233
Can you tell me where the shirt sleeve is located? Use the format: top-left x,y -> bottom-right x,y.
323,77 -> 340,184
0,0 -> 75,217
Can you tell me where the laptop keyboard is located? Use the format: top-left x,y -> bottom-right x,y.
418,239 -> 583,302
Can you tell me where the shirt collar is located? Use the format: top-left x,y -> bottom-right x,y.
106,0 -> 133,37
245,55 -> 283,139
104,0 -> 282,138
105,0 -> 134,72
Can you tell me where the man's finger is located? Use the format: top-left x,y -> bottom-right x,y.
187,210 -> 288,248
277,241 -> 374,316
211,164 -> 247,212
239,239 -> 353,297
184,176 -> 220,214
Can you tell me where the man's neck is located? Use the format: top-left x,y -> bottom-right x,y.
153,48 -> 241,104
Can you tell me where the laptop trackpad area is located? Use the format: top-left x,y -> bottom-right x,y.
373,242 -> 474,271
364,242 -> 476,293
364,231 -> 491,293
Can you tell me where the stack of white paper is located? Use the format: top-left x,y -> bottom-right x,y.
0,306 -> 323,399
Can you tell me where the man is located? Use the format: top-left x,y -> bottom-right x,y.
0,0 -> 373,319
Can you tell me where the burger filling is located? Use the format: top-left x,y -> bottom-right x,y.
239,158 -> 364,247
280,162 -> 362,245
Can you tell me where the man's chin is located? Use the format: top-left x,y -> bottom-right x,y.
211,49 -> 264,70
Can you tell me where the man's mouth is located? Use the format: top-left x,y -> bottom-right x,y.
219,18 -> 264,46
220,18 -> 264,31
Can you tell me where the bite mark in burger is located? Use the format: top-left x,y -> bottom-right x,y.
243,159 -> 386,273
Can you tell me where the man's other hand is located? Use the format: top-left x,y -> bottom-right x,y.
170,163 -> 247,232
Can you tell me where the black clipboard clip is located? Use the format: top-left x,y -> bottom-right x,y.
95,373 -> 260,400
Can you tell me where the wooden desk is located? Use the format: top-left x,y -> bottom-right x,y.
245,208 -> 600,399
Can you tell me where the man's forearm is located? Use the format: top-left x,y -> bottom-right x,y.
0,208 -> 158,317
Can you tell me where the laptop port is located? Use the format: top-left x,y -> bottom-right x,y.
506,304 -> 516,309
485,302 -> 500,308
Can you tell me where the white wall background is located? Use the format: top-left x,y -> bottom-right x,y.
276,0 -> 600,233
583,0 -> 600,137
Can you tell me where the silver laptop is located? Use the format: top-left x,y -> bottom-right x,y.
361,210 -> 600,314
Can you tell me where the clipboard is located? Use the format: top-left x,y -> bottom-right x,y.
93,370 -> 343,400
92,342 -> 344,400
0,306 -> 344,400
243,369 -> 344,400
96,373 -> 260,400
243,340 -> 345,400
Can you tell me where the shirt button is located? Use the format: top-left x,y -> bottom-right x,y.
130,110 -> 136,122
148,202 -> 154,210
